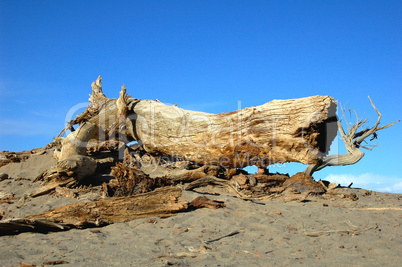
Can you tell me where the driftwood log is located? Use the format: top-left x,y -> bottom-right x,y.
305,97 -> 399,176
3,77 -> 398,236
57,76 -> 338,169
0,187 -> 228,235
1,187 -> 186,234
27,186 -> 187,226
33,77 -> 397,198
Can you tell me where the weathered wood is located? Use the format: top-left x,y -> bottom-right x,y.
305,97 -> 399,176
133,95 -> 337,168
110,162 -> 172,196
31,155 -> 97,197
0,187 -> 228,235
58,76 -> 338,169
0,187 -> 188,235
30,178 -> 77,198
0,218 -> 67,235
189,196 -> 226,210
26,186 -> 188,227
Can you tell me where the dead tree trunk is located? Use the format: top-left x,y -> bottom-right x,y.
132,95 -> 337,168
57,76 -> 338,169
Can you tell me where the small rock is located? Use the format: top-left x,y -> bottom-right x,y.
0,173 -> 9,181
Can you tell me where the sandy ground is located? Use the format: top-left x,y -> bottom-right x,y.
0,152 -> 401,266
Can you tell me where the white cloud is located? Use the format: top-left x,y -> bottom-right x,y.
377,182 -> 402,194
323,173 -> 402,194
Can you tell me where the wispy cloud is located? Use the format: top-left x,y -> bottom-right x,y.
324,173 -> 402,193
377,182 -> 402,194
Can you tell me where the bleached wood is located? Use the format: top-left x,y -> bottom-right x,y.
305,96 -> 399,176
59,77 -> 338,168
133,95 -> 337,167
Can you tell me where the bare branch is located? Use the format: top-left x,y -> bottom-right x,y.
354,120 -> 400,139
349,108 -> 359,125
340,104 -> 351,131
355,96 -> 382,144
337,120 -> 347,139
360,144 -> 378,151
305,96 -> 399,177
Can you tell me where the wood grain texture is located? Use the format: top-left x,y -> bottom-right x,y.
58,78 -> 338,168
27,186 -> 188,227
133,95 -> 337,167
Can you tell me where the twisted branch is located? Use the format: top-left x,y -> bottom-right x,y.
305,96 -> 399,177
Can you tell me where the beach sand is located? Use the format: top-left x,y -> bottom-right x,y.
0,151 -> 401,266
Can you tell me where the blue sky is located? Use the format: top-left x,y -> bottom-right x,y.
0,1 -> 401,192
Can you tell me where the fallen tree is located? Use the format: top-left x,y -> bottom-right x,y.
33,76 -> 397,195
3,76 -> 398,235
56,76 -> 338,169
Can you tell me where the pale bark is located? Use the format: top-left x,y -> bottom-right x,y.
1,187 -> 187,234
0,187 -> 226,235
26,186 -> 187,227
133,96 -> 337,168
58,76 -> 338,169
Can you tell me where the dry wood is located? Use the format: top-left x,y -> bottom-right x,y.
281,172 -> 326,194
305,96 -> 399,176
57,76 -> 338,169
27,187 -> 187,227
0,187 -> 231,235
133,95 -> 337,168
123,146 -> 225,183
30,178 -> 77,198
1,187 -> 188,235
31,154 -> 98,197
303,223 -> 378,237
55,186 -> 77,199
352,207 -> 402,211
189,196 -> 226,210
110,162 -> 172,196
185,175 -> 255,200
